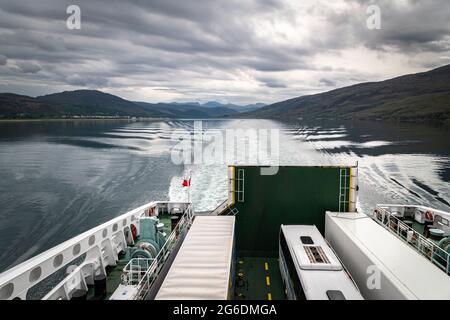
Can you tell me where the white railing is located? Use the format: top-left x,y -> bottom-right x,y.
0,201 -> 190,300
376,204 -> 450,221
43,260 -> 95,300
121,258 -> 154,285
372,205 -> 450,276
210,199 -> 230,215
120,205 -> 194,300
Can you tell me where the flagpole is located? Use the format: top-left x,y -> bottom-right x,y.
182,170 -> 192,203
188,170 -> 191,203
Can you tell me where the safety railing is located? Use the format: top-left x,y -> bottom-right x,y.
0,201 -> 157,300
121,204 -> 195,299
0,201 -> 191,300
372,206 -> 450,276
210,199 -> 230,215
121,258 -> 154,285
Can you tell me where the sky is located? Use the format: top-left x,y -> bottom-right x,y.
0,0 -> 449,105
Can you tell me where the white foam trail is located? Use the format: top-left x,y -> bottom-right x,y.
306,134 -> 348,140
167,121 -> 450,214
167,120 -> 336,210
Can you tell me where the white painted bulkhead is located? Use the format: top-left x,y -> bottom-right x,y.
325,211 -> 450,300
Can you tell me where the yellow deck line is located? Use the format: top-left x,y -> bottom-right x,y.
264,262 -> 269,271
266,276 -> 271,286
267,293 -> 272,300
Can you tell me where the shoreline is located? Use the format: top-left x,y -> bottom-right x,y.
0,117 -> 237,123
0,117 -> 448,128
0,117 -> 164,123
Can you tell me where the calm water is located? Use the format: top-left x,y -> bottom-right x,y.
0,119 -> 449,272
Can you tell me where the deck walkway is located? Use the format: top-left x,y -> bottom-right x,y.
235,257 -> 285,300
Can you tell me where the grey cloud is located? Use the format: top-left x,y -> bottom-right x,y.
66,74 -> 109,87
350,0 -> 450,52
0,55 -> 7,65
319,79 -> 336,87
0,0 -> 449,103
257,77 -> 287,88
15,61 -> 42,73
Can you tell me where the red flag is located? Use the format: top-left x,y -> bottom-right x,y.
182,178 -> 191,187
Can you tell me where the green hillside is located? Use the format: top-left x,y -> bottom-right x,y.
243,64 -> 450,124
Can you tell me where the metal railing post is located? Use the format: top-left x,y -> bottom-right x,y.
371,205 -> 450,276
447,254 -> 450,275
129,205 -> 195,299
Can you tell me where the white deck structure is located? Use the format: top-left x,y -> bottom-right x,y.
280,225 -> 363,300
325,212 -> 450,300
0,201 -> 191,300
155,216 -> 235,300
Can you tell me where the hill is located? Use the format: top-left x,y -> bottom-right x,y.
242,65 -> 450,124
0,90 -> 239,119
134,101 -> 238,118
187,101 -> 266,113
37,90 -> 165,118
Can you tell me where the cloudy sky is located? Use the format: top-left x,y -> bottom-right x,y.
0,0 -> 449,105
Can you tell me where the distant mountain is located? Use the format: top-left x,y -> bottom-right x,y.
242,65 -> 450,124
37,90 -> 165,118
0,90 -> 169,119
240,103 -> 267,112
134,101 -> 238,118
0,90 -> 241,119
203,101 -> 224,108
0,93 -> 57,118
171,102 -> 202,107
199,101 -> 266,113
0,89 -> 266,119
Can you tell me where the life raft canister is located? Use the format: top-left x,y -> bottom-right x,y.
130,224 -> 138,240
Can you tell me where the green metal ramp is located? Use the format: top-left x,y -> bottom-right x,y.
227,166 -> 355,257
